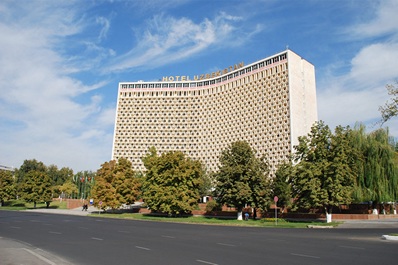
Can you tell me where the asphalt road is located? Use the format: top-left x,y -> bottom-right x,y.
0,210 -> 397,265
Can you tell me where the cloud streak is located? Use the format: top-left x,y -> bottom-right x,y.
104,12 -> 247,73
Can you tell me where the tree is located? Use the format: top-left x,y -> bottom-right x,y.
350,125 -> 398,205
58,180 -> 78,200
20,170 -> 52,208
0,170 -> 15,206
91,158 -> 141,210
379,80 -> 398,124
292,121 -> 357,222
215,141 -> 271,220
142,147 -> 204,216
272,161 -> 294,213
16,159 -> 47,197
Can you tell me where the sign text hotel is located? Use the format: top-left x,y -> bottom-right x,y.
162,62 -> 244,82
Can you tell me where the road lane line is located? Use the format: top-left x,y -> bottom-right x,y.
290,253 -> 320,259
161,235 -> 175,238
339,245 -> 365,250
196,259 -> 218,265
135,246 -> 150,251
91,237 -> 103,241
49,231 -> 62,234
118,230 -> 131,233
217,243 -> 235,247
10,226 -> 21,229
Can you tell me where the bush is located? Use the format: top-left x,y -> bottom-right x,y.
261,218 -> 287,223
205,200 -> 222,212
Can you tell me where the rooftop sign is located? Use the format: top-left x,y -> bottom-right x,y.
162,62 -> 244,82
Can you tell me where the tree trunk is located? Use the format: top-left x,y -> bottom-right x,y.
34,202 -> 37,209
325,206 -> 332,223
253,207 -> 257,220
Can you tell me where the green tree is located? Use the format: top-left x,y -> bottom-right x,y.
351,125 -> 398,204
0,170 -> 15,206
58,180 -> 78,199
91,158 -> 141,210
215,141 -> 271,220
272,161 -> 294,213
379,80 -> 398,124
142,147 -> 204,216
292,121 -> 357,222
20,170 -> 52,208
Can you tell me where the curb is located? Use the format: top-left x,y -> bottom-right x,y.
382,235 -> 398,241
307,225 -> 334,229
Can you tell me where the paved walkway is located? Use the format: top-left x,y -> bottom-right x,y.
24,206 -> 100,216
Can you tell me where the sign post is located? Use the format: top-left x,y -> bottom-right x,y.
99,201 -> 102,215
274,196 -> 278,226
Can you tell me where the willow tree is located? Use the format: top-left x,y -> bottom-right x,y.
351,125 -> 398,204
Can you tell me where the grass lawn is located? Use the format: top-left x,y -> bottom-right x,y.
0,200 -> 67,210
93,212 -> 340,228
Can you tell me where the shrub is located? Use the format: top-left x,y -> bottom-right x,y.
205,200 -> 222,212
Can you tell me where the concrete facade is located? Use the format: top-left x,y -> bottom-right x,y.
112,50 -> 317,174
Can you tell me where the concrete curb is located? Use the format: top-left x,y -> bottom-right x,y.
382,235 -> 398,241
307,225 -> 334,229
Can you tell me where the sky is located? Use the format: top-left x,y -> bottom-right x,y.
1,0 -> 398,172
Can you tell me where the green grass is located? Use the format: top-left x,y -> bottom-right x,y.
92,213 -> 340,228
0,200 -> 67,210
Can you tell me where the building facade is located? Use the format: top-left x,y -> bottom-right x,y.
112,50 -> 317,174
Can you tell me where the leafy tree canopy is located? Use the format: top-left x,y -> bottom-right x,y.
215,141 -> 271,216
292,121 -> 358,214
0,170 -> 15,205
91,158 -> 140,210
272,161 -> 294,212
20,170 -> 52,208
142,147 -> 204,215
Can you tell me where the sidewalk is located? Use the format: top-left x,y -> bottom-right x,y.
336,217 -> 398,229
24,206 -> 99,216
0,237 -> 72,265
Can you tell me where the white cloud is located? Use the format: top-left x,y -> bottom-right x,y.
350,0 -> 398,38
96,16 -> 110,41
317,0 -> 398,136
0,1 -> 113,171
105,12 -> 245,73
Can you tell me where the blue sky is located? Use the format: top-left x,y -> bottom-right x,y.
1,0 -> 398,172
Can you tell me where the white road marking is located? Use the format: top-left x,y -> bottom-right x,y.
49,231 -> 62,234
91,237 -> 103,241
196,259 -> 218,265
10,226 -> 21,229
135,246 -> 150,251
118,230 -> 131,233
290,253 -> 320,259
23,248 -> 57,265
217,243 -> 235,247
339,245 -> 365,250
161,235 -> 175,238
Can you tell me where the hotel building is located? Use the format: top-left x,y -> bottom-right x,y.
112,50 -> 317,174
